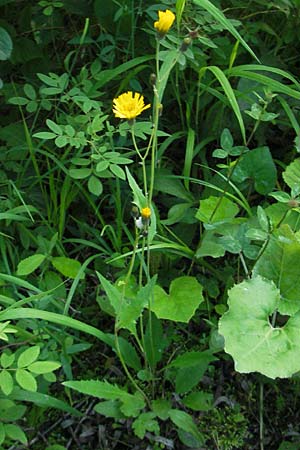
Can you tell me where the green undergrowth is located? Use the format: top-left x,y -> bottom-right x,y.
1,0 -> 300,449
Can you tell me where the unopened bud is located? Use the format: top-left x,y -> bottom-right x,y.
150,73 -> 157,86
180,37 -> 192,52
288,199 -> 300,208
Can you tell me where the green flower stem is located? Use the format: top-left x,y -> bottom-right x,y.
131,126 -> 148,198
114,332 -> 150,406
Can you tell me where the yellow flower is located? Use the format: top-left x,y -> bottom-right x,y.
113,91 -> 151,120
154,9 -> 175,36
141,207 -> 151,219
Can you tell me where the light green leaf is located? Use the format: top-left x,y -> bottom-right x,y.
116,277 -> 157,334
28,361 -> 61,374
196,196 -> 239,224
0,27 -> 12,60
11,389 -> 81,417
24,83 -> 36,100
33,131 -> 57,139
63,379 -> 145,417
51,256 -> 83,279
0,422 -> 4,445
96,272 -> 122,315
253,224 -> 300,315
16,369 -> 37,391
88,175 -> 103,196
17,254 -> 46,276
69,168 -> 92,179
0,352 -> 15,368
120,391 -> 145,417
46,119 -> 62,135
132,412 -> 160,439
219,276 -> 300,378
0,370 -> 14,395
125,167 -> 147,209
4,424 -> 27,444
110,164 -> 126,180
18,346 -> 40,368
151,276 -> 204,322
283,158 -> 300,191
169,409 -> 204,444
94,400 -> 125,419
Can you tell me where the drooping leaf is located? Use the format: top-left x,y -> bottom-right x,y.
63,380 -> 145,417
169,409 -> 205,444
151,276 -> 204,322
219,276 -> 300,378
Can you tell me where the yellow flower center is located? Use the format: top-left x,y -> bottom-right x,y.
113,91 -> 151,121
141,207 -> 151,219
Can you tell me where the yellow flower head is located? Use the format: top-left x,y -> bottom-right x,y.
113,91 -> 151,120
141,207 -> 151,219
154,9 -> 175,36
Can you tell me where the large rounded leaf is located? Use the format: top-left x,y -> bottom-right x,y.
219,276 -> 300,379
151,277 -> 203,322
253,224 -> 300,315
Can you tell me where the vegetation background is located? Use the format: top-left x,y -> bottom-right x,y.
1,0 -> 300,449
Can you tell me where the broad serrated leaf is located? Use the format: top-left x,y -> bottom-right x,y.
116,276 -> 157,334
16,254 -> 46,276
120,391 -> 145,417
219,276 -> 300,378
151,276 -> 204,322
18,346 -> 40,368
